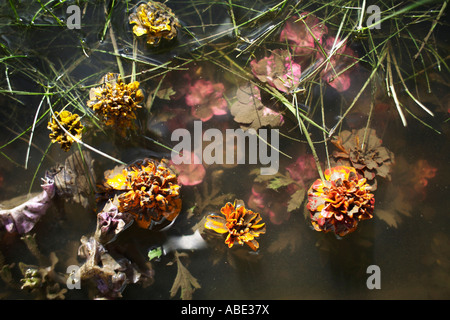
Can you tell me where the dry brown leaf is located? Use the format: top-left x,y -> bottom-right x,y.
170,251 -> 201,300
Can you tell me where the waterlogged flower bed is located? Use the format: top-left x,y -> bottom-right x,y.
0,0 -> 449,300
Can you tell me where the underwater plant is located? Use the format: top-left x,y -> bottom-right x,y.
306,166 -> 375,237
331,128 -> 395,189
100,159 -> 182,231
204,200 -> 266,251
248,155 -> 318,225
0,177 -> 55,234
87,73 -> 144,137
250,49 -> 302,93
77,236 -> 154,299
279,12 -> 328,56
47,110 -> 83,152
185,79 -> 228,122
317,36 -> 358,92
94,200 -> 134,245
230,83 -> 284,130
129,1 -> 181,46
170,151 -> 206,186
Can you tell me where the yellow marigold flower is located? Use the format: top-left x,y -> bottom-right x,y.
306,166 -> 375,237
102,159 -> 182,231
47,110 -> 83,152
205,200 -> 266,251
87,73 -> 144,137
129,1 -> 180,46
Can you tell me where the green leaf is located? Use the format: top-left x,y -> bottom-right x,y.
267,174 -> 296,190
287,188 -> 306,212
148,247 -> 163,261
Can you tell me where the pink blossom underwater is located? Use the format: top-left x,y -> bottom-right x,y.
170,151 -> 206,186
317,37 -> 358,92
279,12 -> 328,56
185,79 -> 228,121
250,49 -> 302,93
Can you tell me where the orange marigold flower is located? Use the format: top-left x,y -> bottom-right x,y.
306,166 -> 374,237
102,159 -> 181,231
129,1 -> 180,46
205,200 -> 266,251
87,73 -> 144,137
47,110 -> 83,152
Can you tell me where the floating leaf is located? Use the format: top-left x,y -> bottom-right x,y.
148,246 -> 163,261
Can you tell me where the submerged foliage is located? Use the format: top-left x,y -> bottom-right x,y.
0,0 -> 448,300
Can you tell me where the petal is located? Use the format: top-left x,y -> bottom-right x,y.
204,215 -> 228,233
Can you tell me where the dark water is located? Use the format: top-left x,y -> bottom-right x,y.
0,0 -> 449,300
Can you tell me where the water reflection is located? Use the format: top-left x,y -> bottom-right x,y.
0,0 -> 449,300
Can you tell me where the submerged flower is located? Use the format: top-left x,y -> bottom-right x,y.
318,37 -> 358,92
170,151 -> 206,186
250,49 -> 302,93
286,154 -> 319,187
47,110 -> 83,152
279,12 -> 328,56
205,200 -> 266,251
87,73 -> 144,137
331,128 -> 395,189
129,1 -> 180,46
185,79 -> 228,121
412,159 -> 437,198
101,159 -> 181,231
306,166 -> 375,237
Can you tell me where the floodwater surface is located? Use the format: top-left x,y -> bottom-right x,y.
0,0 -> 449,300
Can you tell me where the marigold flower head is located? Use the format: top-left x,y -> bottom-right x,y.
306,166 -> 375,237
332,128 -> 395,189
102,159 -> 181,231
47,110 -> 83,152
87,73 -> 144,137
205,200 -> 266,251
129,1 -> 180,46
